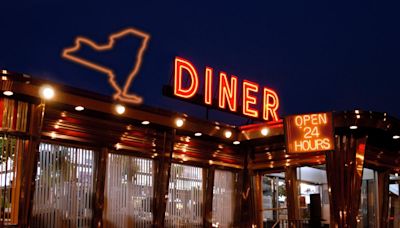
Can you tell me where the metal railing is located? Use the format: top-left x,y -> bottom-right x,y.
272,219 -> 309,228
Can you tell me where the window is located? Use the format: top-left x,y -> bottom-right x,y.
165,164 -> 203,227
212,170 -> 236,227
0,136 -> 24,224
31,143 -> 95,228
104,153 -> 153,227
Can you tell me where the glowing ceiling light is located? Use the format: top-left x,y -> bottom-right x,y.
194,132 -> 202,137
2,76 -> 7,80
141,120 -> 150,125
349,125 -> 358,130
261,127 -> 269,136
393,135 -> 400,139
40,85 -> 55,100
3,91 -> 13,96
233,140 -> 240,145
175,118 -> 184,127
224,130 -> 232,139
75,106 -> 84,111
115,104 -> 126,114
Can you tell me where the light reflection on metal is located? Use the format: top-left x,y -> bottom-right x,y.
325,135 -> 367,227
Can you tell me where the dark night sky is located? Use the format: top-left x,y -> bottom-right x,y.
1,1 -> 400,125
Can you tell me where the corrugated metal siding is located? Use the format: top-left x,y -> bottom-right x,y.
104,153 -> 153,227
212,170 -> 235,228
31,143 -> 95,228
165,164 -> 203,228
1,99 -> 29,132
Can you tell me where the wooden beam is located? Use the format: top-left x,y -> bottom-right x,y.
153,130 -> 173,227
203,167 -> 215,227
92,148 -> 108,228
20,103 -> 45,227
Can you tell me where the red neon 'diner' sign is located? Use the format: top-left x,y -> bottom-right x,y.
173,57 -> 280,121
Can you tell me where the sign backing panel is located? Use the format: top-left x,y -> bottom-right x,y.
284,112 -> 334,154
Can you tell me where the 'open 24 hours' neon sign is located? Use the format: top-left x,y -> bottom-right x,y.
166,56 -> 280,122
284,112 -> 334,153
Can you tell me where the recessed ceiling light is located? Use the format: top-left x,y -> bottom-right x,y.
224,130 -> 232,139
3,91 -> 13,96
75,106 -> 84,111
393,135 -> 400,139
40,85 -> 55,100
175,118 -> 184,127
350,125 -> 358,130
194,132 -> 202,137
115,104 -> 125,114
141,120 -> 150,125
261,127 -> 269,136
233,140 -> 240,145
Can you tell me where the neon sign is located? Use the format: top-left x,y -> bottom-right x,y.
62,27 -> 150,104
284,112 -> 334,153
170,57 -> 280,121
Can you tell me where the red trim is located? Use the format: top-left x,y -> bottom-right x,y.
0,98 -> 3,129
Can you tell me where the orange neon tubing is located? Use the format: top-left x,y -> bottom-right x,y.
62,27 -> 150,104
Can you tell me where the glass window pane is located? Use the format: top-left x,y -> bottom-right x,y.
0,136 -> 23,224
104,153 -> 153,227
212,170 -> 235,227
165,164 -> 203,227
262,172 -> 287,225
31,143 -> 95,228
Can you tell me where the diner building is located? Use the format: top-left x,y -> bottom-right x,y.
0,70 -> 398,227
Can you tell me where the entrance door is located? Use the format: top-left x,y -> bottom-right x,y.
261,172 -> 287,227
296,165 -> 329,226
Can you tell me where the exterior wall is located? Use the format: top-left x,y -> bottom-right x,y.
0,75 -> 398,227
